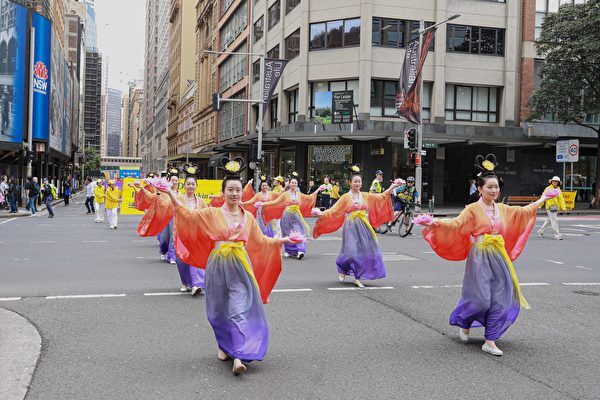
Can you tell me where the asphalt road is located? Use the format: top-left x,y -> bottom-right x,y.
1,195 -> 599,400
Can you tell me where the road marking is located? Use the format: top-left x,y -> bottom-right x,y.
136,256 -> 161,259
545,259 -> 565,265
0,297 -> 22,301
12,258 -> 31,261
30,240 -> 56,244
563,228 -> 588,232
0,218 -> 17,225
81,240 -> 109,243
411,285 -> 435,289
563,282 -> 600,286
271,288 -> 313,293
45,294 -> 126,299
574,266 -> 592,271
143,292 -> 186,296
422,251 -> 436,254
520,282 -> 551,286
327,286 -> 395,291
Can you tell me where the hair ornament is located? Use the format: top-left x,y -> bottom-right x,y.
474,154 -> 498,175
218,156 -> 246,176
345,163 -> 361,174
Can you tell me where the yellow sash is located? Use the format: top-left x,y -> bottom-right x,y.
479,234 -> 530,309
215,242 -> 259,289
286,205 -> 310,235
347,210 -> 377,241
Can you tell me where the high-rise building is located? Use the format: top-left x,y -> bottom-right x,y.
83,50 -> 102,154
83,0 -> 97,50
105,88 -> 122,157
121,92 -> 130,157
121,81 -> 144,157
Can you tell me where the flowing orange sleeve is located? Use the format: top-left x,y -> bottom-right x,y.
313,194 -> 350,238
245,212 -> 283,304
261,192 -> 290,223
241,192 -> 261,217
134,186 -> 156,211
136,193 -> 174,237
364,192 -> 394,228
499,203 -> 537,261
299,192 -> 318,217
209,192 -> 224,207
422,206 -> 475,261
173,206 -> 215,268
242,183 -> 255,202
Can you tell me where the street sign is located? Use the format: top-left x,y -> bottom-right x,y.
332,90 -> 353,124
556,139 -> 579,162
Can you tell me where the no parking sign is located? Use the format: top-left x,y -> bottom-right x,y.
556,139 -> 579,162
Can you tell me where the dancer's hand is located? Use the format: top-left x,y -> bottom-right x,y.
254,201 -> 263,208
280,237 -> 295,244
248,179 -> 253,186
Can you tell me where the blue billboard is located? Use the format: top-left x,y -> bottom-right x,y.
31,12 -> 51,142
0,2 -> 27,144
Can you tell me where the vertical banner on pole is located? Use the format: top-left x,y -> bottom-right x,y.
260,58 -> 288,119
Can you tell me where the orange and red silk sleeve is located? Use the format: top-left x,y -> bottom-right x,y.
299,192 -> 318,217
173,206 -> 215,268
499,203 -> 537,261
245,212 -> 283,304
209,192 -> 224,207
134,186 -> 156,211
242,183 -> 255,202
422,207 -> 474,261
261,192 -> 289,223
313,194 -> 350,238
364,192 -> 394,228
241,192 -> 261,217
136,193 -> 174,237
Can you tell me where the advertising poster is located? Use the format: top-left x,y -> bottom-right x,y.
314,91 -> 332,125
49,29 -> 64,153
63,61 -> 71,155
332,90 -> 354,124
0,1 -> 27,143
31,12 -> 51,141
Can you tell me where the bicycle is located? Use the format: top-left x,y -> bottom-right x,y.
382,202 -> 418,237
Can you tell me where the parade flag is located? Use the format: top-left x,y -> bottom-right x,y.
396,28 -> 436,125
261,58 -> 288,120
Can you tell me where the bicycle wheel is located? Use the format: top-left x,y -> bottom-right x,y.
398,212 -> 414,237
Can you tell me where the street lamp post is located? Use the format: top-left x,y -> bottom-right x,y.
414,14 -> 460,205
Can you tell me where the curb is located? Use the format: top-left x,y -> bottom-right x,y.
0,192 -> 84,219
0,308 -> 42,400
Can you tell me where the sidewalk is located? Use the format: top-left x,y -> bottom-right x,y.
0,308 -> 42,400
430,204 -> 600,217
0,193 -> 81,219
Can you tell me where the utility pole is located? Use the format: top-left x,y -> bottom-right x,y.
26,27 -> 35,179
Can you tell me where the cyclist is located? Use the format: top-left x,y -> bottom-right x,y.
390,176 -> 419,230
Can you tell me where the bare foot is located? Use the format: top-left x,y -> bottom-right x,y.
217,349 -> 230,361
232,358 -> 246,375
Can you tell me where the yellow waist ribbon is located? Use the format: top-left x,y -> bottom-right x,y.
214,242 -> 259,289
347,210 -> 377,241
479,234 -> 530,309
286,205 -> 310,235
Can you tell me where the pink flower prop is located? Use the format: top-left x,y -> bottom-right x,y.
413,213 -> 434,226
311,207 -> 323,216
254,201 -> 263,208
545,188 -> 560,199
318,184 -> 327,191
288,230 -> 307,243
144,177 -> 171,191
393,178 -> 406,186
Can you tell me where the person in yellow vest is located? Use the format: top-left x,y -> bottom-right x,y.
105,180 -> 121,229
538,176 -> 567,240
272,176 -> 285,194
330,180 -> 341,206
319,176 -> 333,209
93,179 -> 106,223
370,170 -> 384,194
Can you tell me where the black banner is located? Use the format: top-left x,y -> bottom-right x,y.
332,91 -> 354,124
396,29 -> 436,125
261,58 -> 288,119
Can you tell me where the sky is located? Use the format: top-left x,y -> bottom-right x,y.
95,0 -> 146,93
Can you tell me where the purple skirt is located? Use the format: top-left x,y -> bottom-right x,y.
204,248 -> 268,362
257,208 -> 275,238
336,216 -> 386,280
449,243 -> 520,340
175,258 -> 205,288
280,208 -> 308,256
157,220 -> 175,262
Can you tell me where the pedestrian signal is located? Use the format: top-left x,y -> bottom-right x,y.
407,128 -> 417,150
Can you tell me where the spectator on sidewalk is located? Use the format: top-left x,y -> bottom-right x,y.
0,175 -> 7,210
538,176 -> 566,240
24,176 -> 39,215
105,180 -> 121,229
7,176 -> 18,213
590,180 -> 597,209
41,177 -> 55,218
94,179 -> 105,222
63,175 -> 72,206
84,178 -> 95,214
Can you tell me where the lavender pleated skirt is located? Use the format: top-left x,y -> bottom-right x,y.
257,208 -> 275,238
336,216 -> 386,280
449,243 -> 520,341
204,249 -> 268,362
158,220 -> 175,261
175,258 -> 205,288
280,208 -> 307,256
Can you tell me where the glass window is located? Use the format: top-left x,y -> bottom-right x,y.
279,147 -> 296,177
480,28 -> 497,55
268,1 -> 280,30
221,0 -> 235,16
307,145 -> 353,184
218,90 -> 246,141
372,18 -> 381,45
252,60 -> 260,83
254,16 -> 264,43
536,0 -> 548,11
267,44 -> 280,59
449,25 -> 468,52
327,20 -> 343,48
445,85 -> 500,123
286,0 -> 300,14
288,89 -> 298,123
285,29 -> 300,60
309,80 -> 360,117
220,1 -> 248,51
344,18 -> 361,46
270,97 -> 278,128
330,81 -> 346,91
310,22 -> 326,49
447,24 -> 504,56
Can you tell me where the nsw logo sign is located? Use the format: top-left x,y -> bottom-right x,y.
32,61 -> 49,95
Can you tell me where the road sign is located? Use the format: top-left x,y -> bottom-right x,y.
556,139 -> 579,162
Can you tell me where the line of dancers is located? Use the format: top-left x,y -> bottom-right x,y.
130,154 -> 558,374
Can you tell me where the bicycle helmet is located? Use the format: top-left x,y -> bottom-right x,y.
406,176 -> 415,182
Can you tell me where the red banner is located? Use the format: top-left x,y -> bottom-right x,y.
396,28 -> 436,125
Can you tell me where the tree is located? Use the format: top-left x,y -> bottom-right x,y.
528,0 -> 600,207
83,147 -> 100,173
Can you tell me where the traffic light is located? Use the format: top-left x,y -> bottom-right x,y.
212,93 -> 221,112
407,128 -> 417,150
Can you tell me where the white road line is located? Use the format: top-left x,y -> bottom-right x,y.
45,294 -> 126,299
563,282 -> 600,286
0,218 -> 16,225
30,240 -> 56,244
441,284 -> 463,288
0,297 -> 22,301
575,266 -> 593,271
271,288 -> 313,293
563,228 -> 588,232
81,240 -> 108,243
422,251 -> 436,254
143,292 -> 186,296
327,286 -> 395,291
545,259 -> 565,265
136,256 -> 160,259
411,285 -> 435,289
520,282 -> 551,286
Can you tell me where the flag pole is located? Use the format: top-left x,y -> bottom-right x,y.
416,20 -> 424,206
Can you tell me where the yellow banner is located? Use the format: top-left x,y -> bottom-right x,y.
563,191 -> 577,210
120,178 -> 223,214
